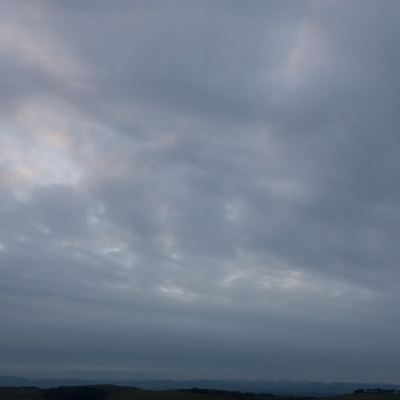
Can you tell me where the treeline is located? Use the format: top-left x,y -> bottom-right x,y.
187,388 -> 275,398
354,388 -> 400,394
186,388 -> 314,400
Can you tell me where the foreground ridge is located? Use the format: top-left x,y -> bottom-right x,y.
2,384 -> 400,400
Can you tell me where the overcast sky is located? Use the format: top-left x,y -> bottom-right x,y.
1,0 -> 400,383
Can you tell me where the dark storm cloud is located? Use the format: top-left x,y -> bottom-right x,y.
1,0 -> 400,382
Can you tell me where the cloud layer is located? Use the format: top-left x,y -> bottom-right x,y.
1,0 -> 400,382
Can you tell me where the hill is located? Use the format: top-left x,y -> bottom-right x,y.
1,385 -> 400,400
3,376 -> 400,397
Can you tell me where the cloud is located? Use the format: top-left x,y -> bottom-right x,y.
1,0 -> 400,382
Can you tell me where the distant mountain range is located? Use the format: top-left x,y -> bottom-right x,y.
1,375 -> 400,397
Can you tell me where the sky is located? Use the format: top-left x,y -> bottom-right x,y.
1,0 -> 400,383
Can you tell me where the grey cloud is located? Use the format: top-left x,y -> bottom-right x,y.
1,0 -> 400,383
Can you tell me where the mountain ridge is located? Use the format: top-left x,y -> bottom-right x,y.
1,375 -> 400,397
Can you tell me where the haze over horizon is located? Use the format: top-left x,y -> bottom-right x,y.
1,0 -> 400,384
